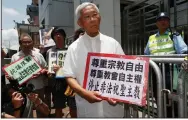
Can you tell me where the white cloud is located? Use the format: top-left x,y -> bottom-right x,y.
2,29 -> 19,50
3,7 -> 20,16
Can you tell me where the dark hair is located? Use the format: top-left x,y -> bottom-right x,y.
74,28 -> 85,40
51,27 -> 66,40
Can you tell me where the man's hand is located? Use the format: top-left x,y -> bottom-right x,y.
107,98 -> 117,106
181,59 -> 188,72
31,72 -> 41,79
40,68 -> 48,74
11,92 -> 24,109
83,91 -> 102,103
47,71 -> 53,78
27,93 -> 39,103
53,64 -> 60,73
5,73 -> 14,80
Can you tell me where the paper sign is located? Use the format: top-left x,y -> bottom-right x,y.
56,50 -> 67,78
48,50 -> 67,78
39,27 -> 56,47
48,51 -> 57,73
83,53 -> 149,106
3,56 -> 42,85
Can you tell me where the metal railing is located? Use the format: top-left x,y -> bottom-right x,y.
123,56 -> 187,118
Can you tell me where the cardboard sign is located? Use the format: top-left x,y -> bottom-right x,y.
56,51 -> 67,78
48,51 -> 57,74
39,27 -> 56,47
3,56 -> 42,85
48,50 -> 67,78
83,53 -> 149,106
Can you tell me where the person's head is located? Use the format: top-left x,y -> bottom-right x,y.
156,12 -> 170,31
76,2 -> 100,37
19,33 -> 34,53
74,28 -> 85,40
51,27 -> 66,49
58,53 -> 63,60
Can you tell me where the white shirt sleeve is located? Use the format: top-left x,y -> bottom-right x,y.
115,41 -> 125,55
11,54 -> 16,63
62,46 -> 77,78
39,54 -> 47,68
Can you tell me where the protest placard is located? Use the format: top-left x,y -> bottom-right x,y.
56,50 -> 67,78
48,51 -> 57,73
39,27 -> 56,47
48,50 -> 67,78
2,56 -> 42,85
83,53 -> 149,106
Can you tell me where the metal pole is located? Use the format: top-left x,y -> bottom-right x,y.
149,60 -> 163,117
124,103 -> 130,118
162,63 -> 167,117
177,70 -> 186,117
150,58 -> 185,63
138,54 -> 187,58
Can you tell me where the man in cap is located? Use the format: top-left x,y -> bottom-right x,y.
144,12 -> 187,117
144,12 -> 187,55
46,27 -> 67,118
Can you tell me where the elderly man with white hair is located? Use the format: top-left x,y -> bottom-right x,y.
62,2 -> 124,117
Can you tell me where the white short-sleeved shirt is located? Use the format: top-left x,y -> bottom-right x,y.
63,32 -> 125,117
11,50 -> 47,90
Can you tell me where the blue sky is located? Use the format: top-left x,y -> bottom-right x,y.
2,0 -> 31,29
2,0 -> 31,49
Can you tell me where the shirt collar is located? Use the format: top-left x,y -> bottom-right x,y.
53,46 -> 65,50
156,29 -> 170,36
18,50 -> 35,57
83,32 -> 101,41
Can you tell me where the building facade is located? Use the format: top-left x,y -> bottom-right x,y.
38,0 -> 122,44
39,0 -> 74,37
38,0 -> 188,54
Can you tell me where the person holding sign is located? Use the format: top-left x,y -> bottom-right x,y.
46,27 -> 68,118
62,2 -> 125,117
5,33 -> 48,118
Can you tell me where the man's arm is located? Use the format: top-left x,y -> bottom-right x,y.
144,41 -> 150,55
28,93 -> 50,116
1,112 -> 16,118
115,41 -> 125,55
173,35 -> 188,54
11,92 -> 24,118
66,77 -> 102,103
13,110 -> 21,118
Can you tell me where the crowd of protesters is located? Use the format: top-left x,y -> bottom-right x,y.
1,2 -> 188,118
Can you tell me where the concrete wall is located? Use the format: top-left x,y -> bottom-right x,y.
39,0 -> 121,40
74,0 -> 122,44
39,0 -> 74,36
